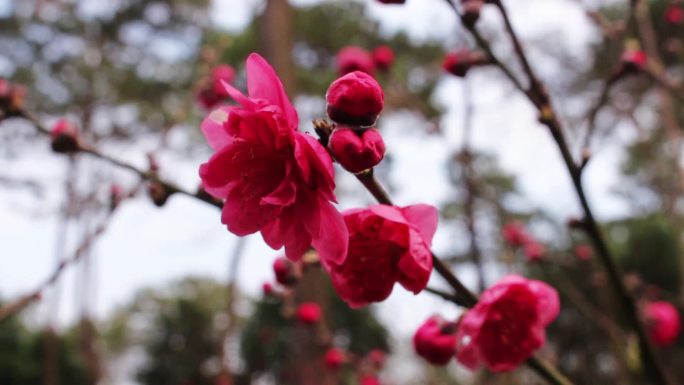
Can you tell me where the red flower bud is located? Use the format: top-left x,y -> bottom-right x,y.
367,349 -> 387,369
665,6 -> 684,25
442,49 -> 487,77
273,257 -> 298,286
328,127 -> 386,173
413,316 -> 458,365
501,221 -> 530,248
523,241 -> 545,262
110,184 -> 124,211
323,348 -> 346,370
262,282 -> 274,296
296,302 -> 322,324
49,119 -> 80,153
372,46 -> 395,72
376,0 -> 405,3
574,244 -> 592,261
620,49 -> 647,73
326,71 -> 384,127
196,64 -> 236,110
336,46 -> 376,76
644,301 -> 681,346
462,0 -> 484,26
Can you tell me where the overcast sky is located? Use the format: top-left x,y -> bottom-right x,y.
0,0 -> 628,366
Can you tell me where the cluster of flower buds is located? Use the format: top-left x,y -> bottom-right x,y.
442,49 -> 490,77
644,300 -> 681,346
49,119 -> 81,153
414,276 -> 559,372
501,221 -> 546,262
196,64 -> 236,110
0,79 -> 26,119
325,71 -> 387,173
336,45 -> 396,76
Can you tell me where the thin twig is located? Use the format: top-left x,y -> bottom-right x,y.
13,108 -> 223,209
463,1 -> 675,383
0,215 -> 113,322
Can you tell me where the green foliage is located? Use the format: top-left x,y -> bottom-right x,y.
104,277 -> 228,385
0,311 -> 88,385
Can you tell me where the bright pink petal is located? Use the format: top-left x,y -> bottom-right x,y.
261,209 -> 312,261
221,79 -> 256,110
401,204 -> 439,247
368,204 -> 407,224
261,164 -> 297,206
527,280 -> 560,326
293,132 -> 336,202
245,53 -> 299,129
303,196 -> 348,266
201,107 -> 233,150
397,229 -> 433,293
221,183 -> 283,236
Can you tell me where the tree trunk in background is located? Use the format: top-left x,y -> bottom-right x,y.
260,0 -> 297,97
285,262 -> 337,385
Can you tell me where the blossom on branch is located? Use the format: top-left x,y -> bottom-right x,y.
199,53 -> 348,265
413,315 -> 458,365
455,275 -> 560,372
327,204 -> 437,308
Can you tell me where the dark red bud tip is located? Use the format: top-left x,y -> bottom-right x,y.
326,71 -> 384,127
462,0 -> 483,26
376,0 -> 405,4
148,182 -> 171,207
329,127 -> 386,173
273,257 -> 299,286
49,119 -> 80,153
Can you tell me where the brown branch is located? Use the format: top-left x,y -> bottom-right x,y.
454,1 -> 675,384
314,119 -> 573,385
13,108 -> 223,209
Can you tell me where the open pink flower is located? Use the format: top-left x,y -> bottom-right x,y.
455,275 -> 560,372
199,53 -> 348,265
644,301 -> 681,346
327,204 -> 437,308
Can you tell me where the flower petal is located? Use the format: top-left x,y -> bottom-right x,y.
303,196 -> 348,266
401,204 -> 439,247
246,53 -> 299,129
201,107 -> 233,150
